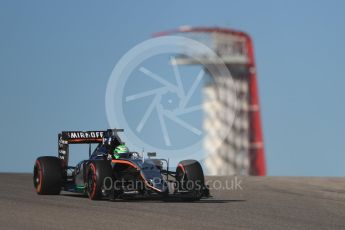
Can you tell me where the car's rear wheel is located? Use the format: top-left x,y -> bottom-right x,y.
87,160 -> 113,200
176,159 -> 205,201
33,156 -> 62,195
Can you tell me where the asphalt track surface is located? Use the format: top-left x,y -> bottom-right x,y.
1,174 -> 345,230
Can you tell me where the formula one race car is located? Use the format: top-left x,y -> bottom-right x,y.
33,129 -> 210,201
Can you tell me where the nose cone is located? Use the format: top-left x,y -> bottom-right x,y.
141,170 -> 168,193
148,178 -> 169,193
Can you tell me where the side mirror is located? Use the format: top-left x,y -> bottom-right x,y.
147,152 -> 156,158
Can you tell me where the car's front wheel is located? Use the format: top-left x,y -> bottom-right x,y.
176,159 -> 205,201
86,160 -> 113,200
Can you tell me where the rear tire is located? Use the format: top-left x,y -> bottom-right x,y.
33,156 -> 62,195
176,160 -> 205,201
87,160 -> 112,200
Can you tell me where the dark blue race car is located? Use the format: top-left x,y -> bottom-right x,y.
33,129 -> 210,201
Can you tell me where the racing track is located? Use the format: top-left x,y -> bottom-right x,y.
1,173 -> 345,230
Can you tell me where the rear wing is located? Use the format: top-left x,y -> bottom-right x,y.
58,129 -> 124,165
60,131 -> 105,144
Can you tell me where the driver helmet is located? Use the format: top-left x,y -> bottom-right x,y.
113,145 -> 129,159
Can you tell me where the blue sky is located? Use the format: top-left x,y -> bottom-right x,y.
0,0 -> 344,175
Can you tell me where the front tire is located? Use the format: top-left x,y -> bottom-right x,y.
33,156 -> 62,195
176,160 -> 205,201
87,160 -> 113,200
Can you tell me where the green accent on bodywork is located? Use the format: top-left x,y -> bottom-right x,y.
75,185 -> 85,191
114,154 -> 120,159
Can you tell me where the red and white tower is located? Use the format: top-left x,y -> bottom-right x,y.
155,27 -> 266,176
